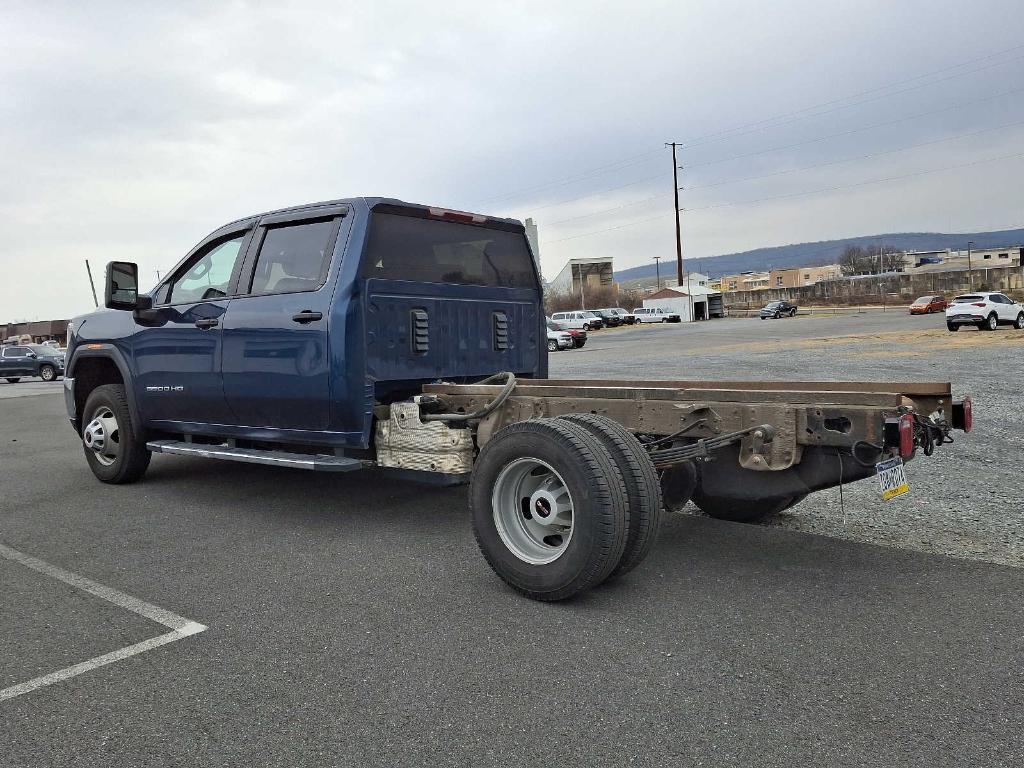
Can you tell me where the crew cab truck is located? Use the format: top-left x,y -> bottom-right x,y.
65,197 -> 973,601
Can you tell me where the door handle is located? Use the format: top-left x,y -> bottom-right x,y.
292,311 -> 323,324
195,318 -> 219,329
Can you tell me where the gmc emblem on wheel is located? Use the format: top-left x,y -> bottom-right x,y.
146,386 -> 184,392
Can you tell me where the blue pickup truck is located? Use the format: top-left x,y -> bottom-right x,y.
65,197 -> 972,600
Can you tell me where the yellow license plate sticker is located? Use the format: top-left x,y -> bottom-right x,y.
876,457 -> 909,501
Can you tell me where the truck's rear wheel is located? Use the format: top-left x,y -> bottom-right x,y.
692,490 -> 804,523
470,419 -> 629,601
559,414 -> 662,578
81,384 -> 151,484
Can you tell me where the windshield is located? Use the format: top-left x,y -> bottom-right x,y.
362,212 -> 536,288
765,302 -> 782,308
913,296 -> 934,303
29,345 -> 61,356
952,295 -> 984,303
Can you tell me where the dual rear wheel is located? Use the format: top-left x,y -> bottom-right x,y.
470,415 -> 662,601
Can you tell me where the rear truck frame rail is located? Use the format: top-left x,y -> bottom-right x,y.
370,375 -> 970,600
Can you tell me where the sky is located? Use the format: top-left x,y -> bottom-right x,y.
2,0 -> 1023,320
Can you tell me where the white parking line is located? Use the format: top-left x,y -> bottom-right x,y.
0,543 -> 207,702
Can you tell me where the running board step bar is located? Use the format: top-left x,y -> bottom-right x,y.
146,440 -> 364,472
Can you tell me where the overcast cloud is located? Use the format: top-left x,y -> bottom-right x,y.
2,0 -> 1023,320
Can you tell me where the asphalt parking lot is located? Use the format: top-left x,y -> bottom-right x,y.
3,311 -> 1024,766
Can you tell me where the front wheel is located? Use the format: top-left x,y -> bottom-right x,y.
81,384 -> 151,484
1015,313 -> 1024,330
39,364 -> 56,382
470,419 -> 629,601
582,323 -> 591,331
547,339 -> 559,352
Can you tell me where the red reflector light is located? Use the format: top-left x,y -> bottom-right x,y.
898,413 -> 915,458
952,396 -> 973,433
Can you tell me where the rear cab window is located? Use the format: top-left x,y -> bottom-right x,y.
952,295 -> 984,303
360,211 -> 536,288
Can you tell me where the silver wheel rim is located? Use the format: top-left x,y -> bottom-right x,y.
83,406 -> 120,466
989,315 -> 998,329
492,457 -> 574,564
41,366 -> 54,381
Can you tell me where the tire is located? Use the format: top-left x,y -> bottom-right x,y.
559,414 -> 662,578
790,309 -> 797,317
547,339 -> 559,352
470,419 -> 629,601
5,378 -> 20,384
1016,313 -> 1024,330
38,364 -> 56,382
760,316 -> 766,320
947,322 -> 958,332
981,313 -> 998,331
582,323 -> 591,331
81,384 -> 151,484
574,339 -> 586,348
692,488 -> 805,524
774,312 -> 781,319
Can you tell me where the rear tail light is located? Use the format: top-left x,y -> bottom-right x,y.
898,413 -> 914,457
883,413 -> 916,458
972,302 -> 987,307
952,396 -> 973,432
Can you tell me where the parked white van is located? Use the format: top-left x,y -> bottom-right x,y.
633,307 -> 681,323
549,310 -> 605,330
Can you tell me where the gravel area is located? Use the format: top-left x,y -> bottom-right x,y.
550,312 -> 1024,567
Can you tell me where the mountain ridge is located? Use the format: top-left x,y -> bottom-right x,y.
613,229 -> 1024,282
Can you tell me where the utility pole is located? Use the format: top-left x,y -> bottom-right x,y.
966,240 -> 974,288
666,141 -> 693,321
85,259 -> 99,308
653,256 -> 662,290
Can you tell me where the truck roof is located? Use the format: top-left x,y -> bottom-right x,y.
218,197 -> 525,232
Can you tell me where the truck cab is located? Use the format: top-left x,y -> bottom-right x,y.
65,197 -> 546,476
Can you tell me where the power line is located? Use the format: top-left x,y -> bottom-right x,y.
683,148 -> 1024,212
476,149 -> 662,206
482,42 -> 1024,210
511,171 -> 669,215
544,114 -> 1024,230
542,212 -> 676,245
684,82 -> 1024,170
678,47 -> 1024,151
684,115 -> 1024,191
540,149 -> 1024,246
544,193 -> 665,227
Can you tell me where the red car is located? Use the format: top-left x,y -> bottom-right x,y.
547,320 -> 587,348
909,295 -> 948,314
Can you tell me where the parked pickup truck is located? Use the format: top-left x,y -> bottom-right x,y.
64,197 -> 973,601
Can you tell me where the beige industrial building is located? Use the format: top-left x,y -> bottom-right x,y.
769,264 -> 842,288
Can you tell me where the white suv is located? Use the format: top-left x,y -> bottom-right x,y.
633,307 -> 681,323
945,292 -> 1024,332
549,311 -> 604,330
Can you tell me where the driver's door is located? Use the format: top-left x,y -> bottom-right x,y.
134,227 -> 253,426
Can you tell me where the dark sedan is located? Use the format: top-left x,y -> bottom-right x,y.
759,300 -> 798,319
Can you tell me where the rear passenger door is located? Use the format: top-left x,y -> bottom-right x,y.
220,206 -> 348,433
1,346 -> 31,376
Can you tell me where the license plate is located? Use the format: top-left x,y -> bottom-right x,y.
876,457 -> 909,501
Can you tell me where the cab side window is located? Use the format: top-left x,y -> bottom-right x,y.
167,234 -> 248,304
247,219 -> 335,296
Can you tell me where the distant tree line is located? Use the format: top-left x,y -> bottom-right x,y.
838,245 -> 904,276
